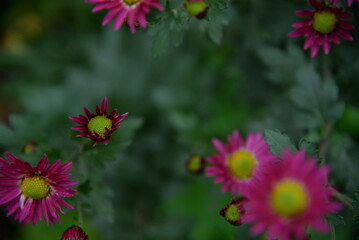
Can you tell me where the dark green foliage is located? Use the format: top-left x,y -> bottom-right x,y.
298,138 -> 318,158
264,129 -> 296,156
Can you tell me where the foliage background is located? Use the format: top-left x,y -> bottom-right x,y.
1,0 -> 359,239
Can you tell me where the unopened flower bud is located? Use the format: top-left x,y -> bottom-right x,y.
184,0 -> 209,19
185,154 -> 205,174
61,225 -> 88,240
219,198 -> 246,226
21,142 -> 37,154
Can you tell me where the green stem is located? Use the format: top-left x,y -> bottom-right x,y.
318,124 -> 332,163
318,53 -> 333,163
322,53 -> 332,82
71,143 -> 85,226
76,194 -> 84,227
329,220 -> 335,240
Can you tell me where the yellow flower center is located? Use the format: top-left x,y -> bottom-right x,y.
225,203 -> 241,221
122,0 -> 141,7
312,10 -> 337,34
20,176 -> 50,199
270,180 -> 308,218
88,115 -> 112,139
228,150 -> 257,179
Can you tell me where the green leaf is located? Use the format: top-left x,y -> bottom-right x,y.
290,66 -> 344,128
207,0 -> 229,10
264,129 -> 296,156
77,179 -> 92,196
207,8 -> 228,44
257,44 -> 306,85
88,185 -> 115,223
298,138 -> 318,158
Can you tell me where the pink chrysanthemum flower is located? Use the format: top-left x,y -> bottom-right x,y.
288,0 -> 354,58
61,225 -> 89,240
205,131 -> 277,195
85,0 -> 164,33
329,0 -> 358,7
0,153 -> 78,225
242,150 -> 342,240
69,97 -> 129,146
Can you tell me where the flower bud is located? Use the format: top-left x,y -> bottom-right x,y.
61,226 -> 88,240
184,0 -> 209,19
21,142 -> 37,154
219,198 -> 246,226
185,154 -> 205,174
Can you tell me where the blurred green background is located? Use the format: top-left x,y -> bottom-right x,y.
1,0 -> 359,239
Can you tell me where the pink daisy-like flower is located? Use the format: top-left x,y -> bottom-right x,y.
288,0 -> 354,58
205,131 -> 277,195
0,153 -> 78,225
242,150 -> 342,240
85,0 -> 164,33
69,97 -> 129,146
329,0 -> 358,7
61,225 -> 89,240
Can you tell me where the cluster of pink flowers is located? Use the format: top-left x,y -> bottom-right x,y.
0,97 -> 128,238
289,0 -> 355,57
84,0 -> 357,58
206,130 -> 342,240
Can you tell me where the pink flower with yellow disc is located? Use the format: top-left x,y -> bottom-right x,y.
69,97 -> 128,146
242,150 -> 342,240
288,0 -> 354,58
205,131 -> 277,195
0,153 -> 78,224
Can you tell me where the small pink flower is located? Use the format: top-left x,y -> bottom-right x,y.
61,225 -> 88,240
0,153 -> 78,225
69,97 -> 128,146
205,131 -> 277,195
242,150 -> 342,240
288,0 -> 354,58
85,0 -> 164,33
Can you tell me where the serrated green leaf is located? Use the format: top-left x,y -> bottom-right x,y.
151,25 -> 170,57
207,8 -> 228,44
290,66 -> 344,128
264,129 -> 296,156
257,44 -> 306,85
298,138 -> 318,158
